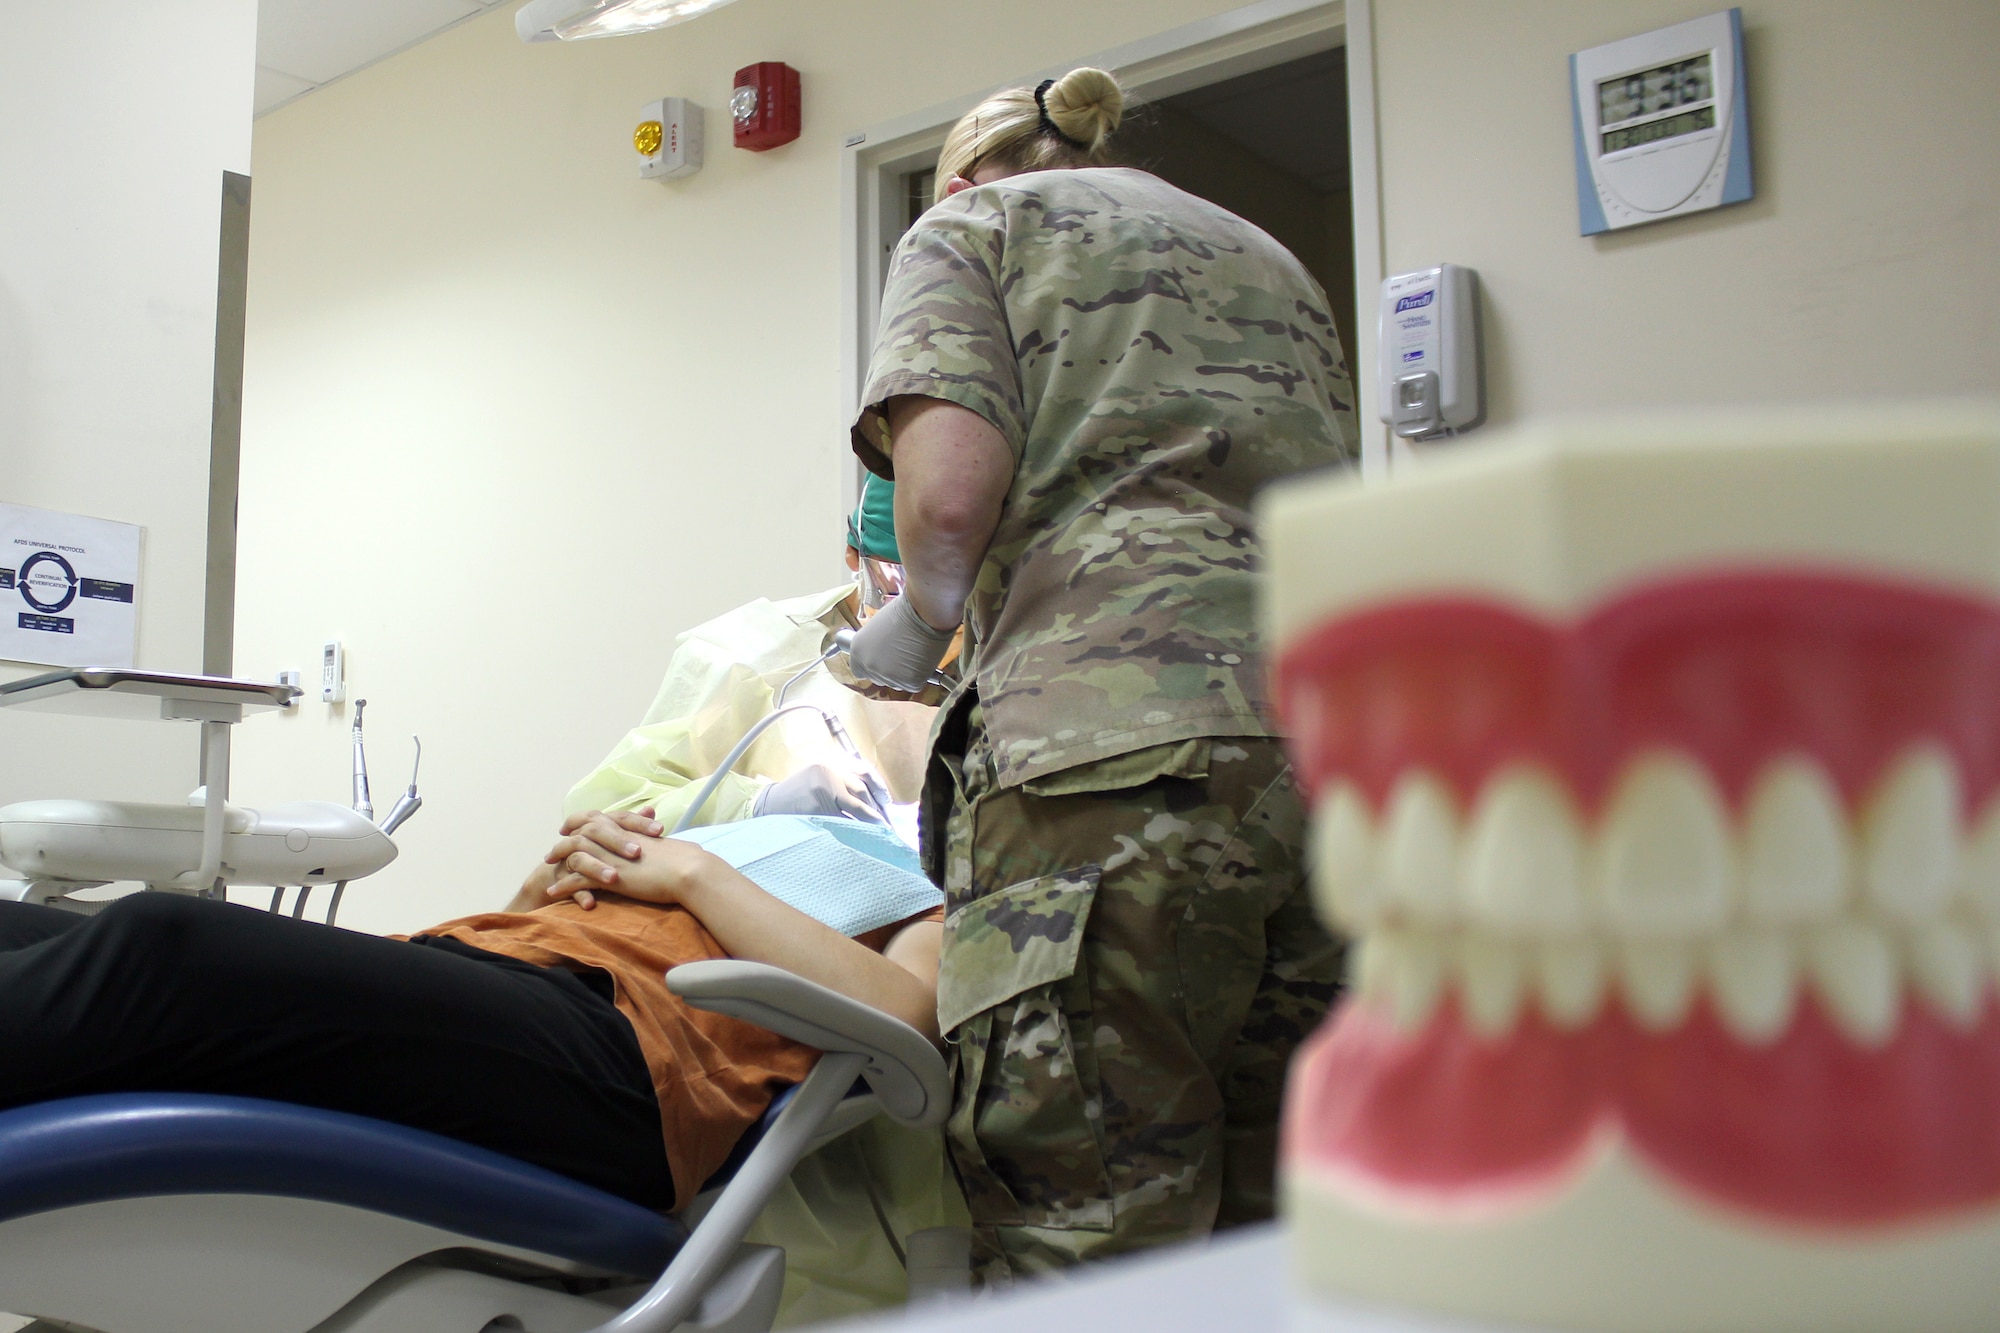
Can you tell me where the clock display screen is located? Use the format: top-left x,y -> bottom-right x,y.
1598,53 -> 1714,128
1602,104 -> 1716,154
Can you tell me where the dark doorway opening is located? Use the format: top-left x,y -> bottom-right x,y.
1119,48 -> 1356,373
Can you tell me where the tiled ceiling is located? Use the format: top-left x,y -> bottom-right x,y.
255,0 -> 512,117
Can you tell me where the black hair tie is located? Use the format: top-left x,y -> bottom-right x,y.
1034,78 -> 1091,150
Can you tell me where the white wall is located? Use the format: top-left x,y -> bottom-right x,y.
0,2 -> 256,806
235,0 -> 1256,935
1366,0 -> 1999,431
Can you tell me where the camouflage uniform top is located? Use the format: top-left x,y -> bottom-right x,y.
853,167 -> 1357,789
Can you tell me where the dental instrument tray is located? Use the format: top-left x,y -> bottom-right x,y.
0,667 -> 393,909
0,667 -> 298,721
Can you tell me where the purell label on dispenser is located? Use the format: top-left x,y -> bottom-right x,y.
1391,288 -> 1437,364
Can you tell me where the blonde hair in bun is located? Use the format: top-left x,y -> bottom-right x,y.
934,66 -> 1128,204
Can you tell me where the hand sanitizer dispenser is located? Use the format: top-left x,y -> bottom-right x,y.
1377,264 -> 1483,441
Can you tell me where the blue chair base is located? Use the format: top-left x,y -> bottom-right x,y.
0,959 -> 952,1333
0,1093 -> 782,1333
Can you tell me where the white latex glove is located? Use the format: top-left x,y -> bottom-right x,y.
752,763 -> 887,824
844,594 -> 955,694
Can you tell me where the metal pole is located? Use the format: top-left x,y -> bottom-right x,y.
177,719 -> 230,895
588,1051 -> 866,1333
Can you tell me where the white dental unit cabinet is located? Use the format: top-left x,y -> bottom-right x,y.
0,669 -> 397,914
1571,9 -> 1753,234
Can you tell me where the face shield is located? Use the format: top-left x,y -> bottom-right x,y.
847,474 -> 904,613
856,555 -> 906,612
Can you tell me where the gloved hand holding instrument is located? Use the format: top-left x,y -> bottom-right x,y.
752,762 -> 888,824
842,594 -> 958,696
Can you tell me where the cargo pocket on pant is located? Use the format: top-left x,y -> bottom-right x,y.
938,866 -> 1112,1232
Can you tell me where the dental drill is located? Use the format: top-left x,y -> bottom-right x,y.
776,635 -> 895,818
316,704 -> 423,926
350,702 -> 423,835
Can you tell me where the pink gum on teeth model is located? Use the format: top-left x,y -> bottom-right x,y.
1260,407 -> 2000,1333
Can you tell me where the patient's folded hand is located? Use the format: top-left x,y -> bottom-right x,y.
540,807 -> 662,910
544,812 -> 724,911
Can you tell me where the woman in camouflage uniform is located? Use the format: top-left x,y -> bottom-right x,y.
844,66 -> 1357,1283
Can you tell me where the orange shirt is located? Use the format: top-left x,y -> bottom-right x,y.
419,895 -> 937,1209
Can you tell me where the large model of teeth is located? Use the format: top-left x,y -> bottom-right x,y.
1262,407 -> 2000,1333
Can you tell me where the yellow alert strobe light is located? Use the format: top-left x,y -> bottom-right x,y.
636,97 -> 702,181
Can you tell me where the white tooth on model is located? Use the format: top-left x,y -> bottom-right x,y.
1461,767 -> 1588,933
1984,918 -> 2000,978
1457,935 -> 1527,1038
1742,758 -> 1851,926
1708,927 -> 1798,1043
1905,918 -> 1985,1029
1618,938 -> 1700,1030
1861,745 -> 1962,921
1959,799 -> 2000,921
1805,918 -> 1901,1047
1313,782 -> 1380,931
1353,928 -> 1389,996
1358,926 -> 1448,1032
1536,936 -> 1608,1030
1381,772 -> 1462,924
1595,752 -> 1735,938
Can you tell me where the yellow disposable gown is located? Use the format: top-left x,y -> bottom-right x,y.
563,586 -> 934,827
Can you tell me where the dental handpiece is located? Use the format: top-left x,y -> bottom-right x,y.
350,698 -> 373,820
378,736 -> 423,836
818,711 -> 895,821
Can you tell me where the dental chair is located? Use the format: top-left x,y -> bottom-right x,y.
0,960 -> 950,1333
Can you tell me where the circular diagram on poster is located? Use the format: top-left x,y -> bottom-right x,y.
18,551 -> 79,614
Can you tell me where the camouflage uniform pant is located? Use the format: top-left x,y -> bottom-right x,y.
928,714 -> 1343,1285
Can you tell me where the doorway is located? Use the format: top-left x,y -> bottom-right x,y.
881,49 -> 1354,366
840,0 -> 1366,515
1117,48 -> 1355,374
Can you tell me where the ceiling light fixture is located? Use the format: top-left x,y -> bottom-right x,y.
515,0 -> 740,43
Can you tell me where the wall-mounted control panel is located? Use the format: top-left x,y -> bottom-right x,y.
320,640 -> 345,704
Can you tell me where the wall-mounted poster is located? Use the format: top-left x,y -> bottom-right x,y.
0,502 -> 142,669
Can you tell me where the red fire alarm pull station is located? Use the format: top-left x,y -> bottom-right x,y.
731,62 -> 800,151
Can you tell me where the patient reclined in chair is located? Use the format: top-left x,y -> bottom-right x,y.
0,580 -> 957,1330
0,808 -> 950,1333
0,809 -> 943,1214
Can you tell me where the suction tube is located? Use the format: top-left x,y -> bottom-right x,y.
379,737 -> 423,835
669,704 -> 832,835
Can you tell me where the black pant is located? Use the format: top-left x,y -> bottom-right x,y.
0,893 -> 674,1208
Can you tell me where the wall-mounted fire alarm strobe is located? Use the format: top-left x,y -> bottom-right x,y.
730,62 -> 799,152
636,97 -> 703,181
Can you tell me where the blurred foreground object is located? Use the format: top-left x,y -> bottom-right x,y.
1263,403 -> 2000,1333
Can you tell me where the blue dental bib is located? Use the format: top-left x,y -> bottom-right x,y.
671,815 -> 941,937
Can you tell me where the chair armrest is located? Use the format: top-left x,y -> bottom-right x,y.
666,961 -> 949,1128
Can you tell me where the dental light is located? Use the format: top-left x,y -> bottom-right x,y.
515,0 -> 739,43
